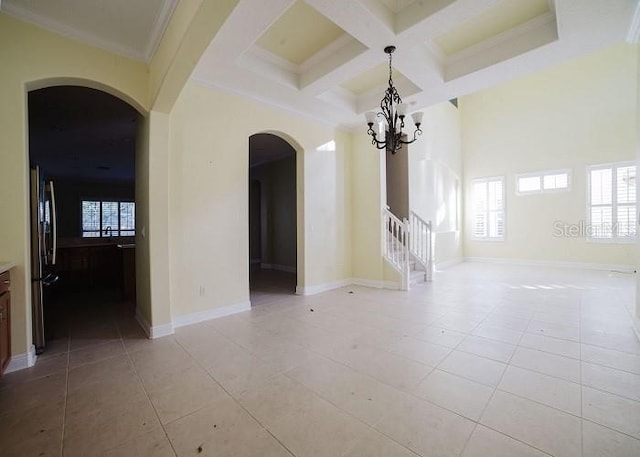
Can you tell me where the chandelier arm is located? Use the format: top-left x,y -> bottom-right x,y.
366,127 -> 389,150
398,128 -> 423,145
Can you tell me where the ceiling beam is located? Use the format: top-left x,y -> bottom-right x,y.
149,0 -> 242,113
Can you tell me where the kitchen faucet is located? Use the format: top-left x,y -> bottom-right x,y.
104,226 -> 113,237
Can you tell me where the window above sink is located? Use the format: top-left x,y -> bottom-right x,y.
81,200 -> 135,237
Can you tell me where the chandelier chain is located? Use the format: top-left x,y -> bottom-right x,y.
388,50 -> 393,88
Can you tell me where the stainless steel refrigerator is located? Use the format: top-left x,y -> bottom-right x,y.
29,165 -> 59,354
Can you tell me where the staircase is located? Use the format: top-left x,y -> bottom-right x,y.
383,207 -> 433,290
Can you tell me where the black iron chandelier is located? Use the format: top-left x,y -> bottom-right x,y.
365,46 -> 423,154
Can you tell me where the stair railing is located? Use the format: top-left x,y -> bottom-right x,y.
409,210 -> 434,281
382,207 -> 410,290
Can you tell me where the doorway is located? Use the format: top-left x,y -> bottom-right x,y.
28,86 -> 141,355
248,133 -> 297,304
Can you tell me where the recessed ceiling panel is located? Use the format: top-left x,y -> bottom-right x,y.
256,1 -> 347,65
341,63 -> 409,96
434,0 -> 551,56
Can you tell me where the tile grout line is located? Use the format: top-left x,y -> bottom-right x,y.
350,307 -> 640,443
17,269 -> 639,456
170,336 -> 298,457
238,314 -> 490,425
436,302 -> 502,457
204,291 -> 640,445
59,331 -> 71,457
282,369 -> 424,457
176,318 -> 476,457
457,297 -> 537,457
115,317 -> 180,457
138,283 -> 640,455
579,292 -> 584,457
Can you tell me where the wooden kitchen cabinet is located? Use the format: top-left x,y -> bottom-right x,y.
0,271 -> 11,376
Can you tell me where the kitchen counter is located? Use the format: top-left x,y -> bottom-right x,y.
58,236 -> 135,249
0,262 -> 15,274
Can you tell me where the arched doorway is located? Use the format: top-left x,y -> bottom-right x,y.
27,85 -> 143,354
248,133 -> 298,304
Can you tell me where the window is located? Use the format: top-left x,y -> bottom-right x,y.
544,172 -> 569,190
472,176 -> 505,240
588,162 -> 636,241
516,170 -> 570,195
82,200 -> 135,237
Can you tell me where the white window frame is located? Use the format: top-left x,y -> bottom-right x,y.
516,169 -> 571,195
471,176 -> 506,241
587,161 -> 636,244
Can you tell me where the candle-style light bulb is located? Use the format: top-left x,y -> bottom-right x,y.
411,111 -> 423,127
365,111 -> 377,125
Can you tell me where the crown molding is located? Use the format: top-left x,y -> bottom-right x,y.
1,0 -> 176,62
143,0 -> 178,62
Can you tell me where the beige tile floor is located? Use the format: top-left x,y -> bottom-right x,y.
2,263 -> 640,456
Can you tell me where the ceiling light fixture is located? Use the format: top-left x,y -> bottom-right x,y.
365,46 -> 423,154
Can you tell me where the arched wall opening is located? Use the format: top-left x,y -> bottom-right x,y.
21,77 -> 150,360
26,78 -> 147,115
248,131 -> 304,300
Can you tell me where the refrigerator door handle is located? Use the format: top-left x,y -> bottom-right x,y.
41,182 -> 47,266
49,180 -> 58,265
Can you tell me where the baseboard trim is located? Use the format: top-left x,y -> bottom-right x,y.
5,344 -> 37,374
350,278 -> 401,290
296,277 -> 407,295
135,307 -> 174,339
435,258 -> 463,270
173,301 -> 251,329
260,263 -> 297,274
296,279 -> 351,296
464,257 -> 636,273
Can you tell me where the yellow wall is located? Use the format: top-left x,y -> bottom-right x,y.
461,43 -> 638,267
350,132 -> 386,282
134,112 -> 172,331
635,43 -> 640,332
168,82 -> 352,316
0,14 -> 148,357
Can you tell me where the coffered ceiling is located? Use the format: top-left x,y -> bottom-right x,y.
193,0 -> 639,128
2,0 -> 637,129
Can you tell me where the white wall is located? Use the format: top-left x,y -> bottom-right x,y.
462,43 -> 638,268
409,102 -> 463,267
168,81 -> 352,317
